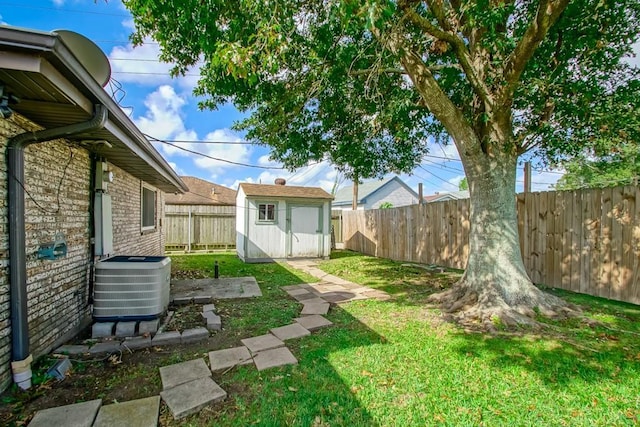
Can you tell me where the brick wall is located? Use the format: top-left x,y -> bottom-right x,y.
109,162 -> 165,256
0,114 -> 167,392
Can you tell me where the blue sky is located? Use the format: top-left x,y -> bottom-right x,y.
0,0 -> 600,194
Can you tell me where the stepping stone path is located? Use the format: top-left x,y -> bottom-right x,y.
29,261 -> 385,424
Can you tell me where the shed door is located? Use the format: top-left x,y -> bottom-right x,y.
288,205 -> 322,257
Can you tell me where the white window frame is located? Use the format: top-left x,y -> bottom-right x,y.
141,184 -> 157,231
256,201 -> 277,224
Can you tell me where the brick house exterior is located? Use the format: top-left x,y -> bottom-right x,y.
0,27 -> 187,391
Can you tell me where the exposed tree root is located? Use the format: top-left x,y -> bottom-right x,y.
428,280 -> 581,332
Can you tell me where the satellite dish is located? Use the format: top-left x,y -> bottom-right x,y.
54,30 -> 111,87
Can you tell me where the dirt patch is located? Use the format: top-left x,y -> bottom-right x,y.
0,298 -> 233,425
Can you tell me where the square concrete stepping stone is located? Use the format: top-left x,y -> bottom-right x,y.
297,297 -> 327,305
28,399 -> 102,427
321,292 -> 356,303
241,334 -> 285,354
208,346 -> 253,372
301,302 -> 330,315
280,285 -> 303,291
160,377 -> 226,420
93,396 -> 159,427
285,288 -> 310,296
253,347 -> 298,371
294,315 -> 333,331
292,293 -> 321,302
160,358 -> 211,390
270,324 -> 310,341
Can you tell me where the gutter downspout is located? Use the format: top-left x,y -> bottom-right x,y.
7,104 -> 107,390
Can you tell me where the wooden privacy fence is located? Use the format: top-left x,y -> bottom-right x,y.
342,185 -> 640,305
165,205 -> 236,252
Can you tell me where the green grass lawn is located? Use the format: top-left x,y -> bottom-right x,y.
4,251 -> 638,426
194,251 -> 640,426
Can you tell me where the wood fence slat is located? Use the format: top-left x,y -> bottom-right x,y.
599,188 -> 613,299
631,187 -> 640,305
620,186 -> 635,303
338,185 -> 640,305
561,191 -> 572,290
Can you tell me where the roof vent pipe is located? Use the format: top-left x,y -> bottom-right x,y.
7,104 -> 107,389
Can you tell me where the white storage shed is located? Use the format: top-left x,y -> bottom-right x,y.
236,181 -> 333,262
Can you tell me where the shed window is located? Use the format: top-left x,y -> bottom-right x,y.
258,203 -> 276,222
141,186 -> 157,230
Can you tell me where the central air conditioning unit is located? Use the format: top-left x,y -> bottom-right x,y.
93,256 -> 171,321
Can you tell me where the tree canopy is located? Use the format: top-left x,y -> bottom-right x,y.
124,0 -> 640,326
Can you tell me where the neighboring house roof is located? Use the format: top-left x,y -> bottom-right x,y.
424,190 -> 470,203
333,176 -> 418,206
0,26 -> 187,193
165,176 -> 236,205
239,183 -> 333,200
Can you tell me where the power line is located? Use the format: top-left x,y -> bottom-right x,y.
144,135 -> 255,145
148,138 -> 286,170
418,166 -> 460,190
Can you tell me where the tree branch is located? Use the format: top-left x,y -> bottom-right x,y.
501,0 -> 570,104
398,0 -> 493,109
349,64 -> 460,76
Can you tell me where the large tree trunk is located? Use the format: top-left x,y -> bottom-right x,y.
429,152 -> 575,328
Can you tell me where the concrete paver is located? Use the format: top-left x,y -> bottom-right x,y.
160,377 -> 227,420
202,303 -> 216,312
292,293 -> 321,302
270,324 -> 310,341
54,344 -> 89,355
138,319 -> 160,335
92,322 -> 115,338
294,315 -> 333,331
181,327 -> 209,343
152,331 -> 181,346
89,341 -> 121,355
171,277 -> 262,300
253,347 -> 298,371
115,321 -> 137,337
241,334 -> 285,354
208,346 -> 253,372
160,358 -> 211,390
121,336 -> 151,351
28,399 -> 102,427
301,302 -> 330,315
93,396 -> 159,427
285,288 -> 310,296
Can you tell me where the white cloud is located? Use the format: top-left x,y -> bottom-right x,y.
134,86 -> 253,179
135,85 -> 186,139
0,15 -> 6,25
108,39 -> 201,90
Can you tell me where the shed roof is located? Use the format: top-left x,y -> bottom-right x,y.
239,183 -> 333,200
0,26 -> 187,193
165,176 -> 236,205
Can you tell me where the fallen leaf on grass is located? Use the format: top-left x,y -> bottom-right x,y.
288,386 -> 298,392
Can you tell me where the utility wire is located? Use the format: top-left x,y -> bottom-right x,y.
149,139 -> 286,170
